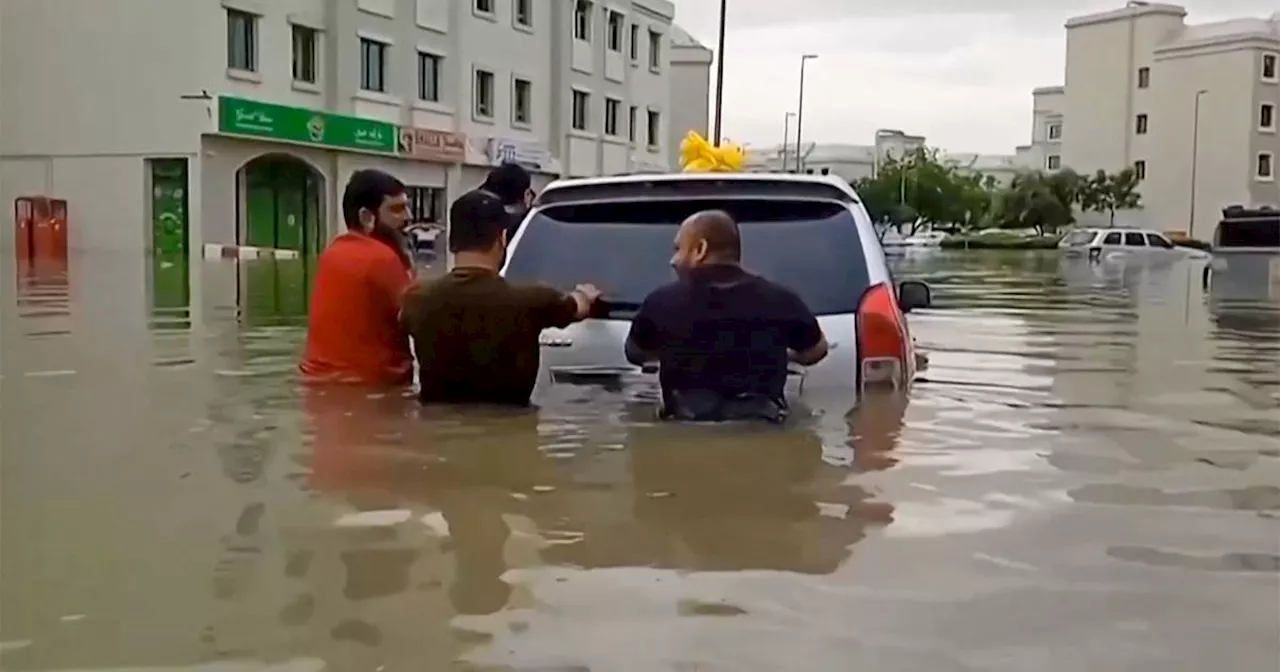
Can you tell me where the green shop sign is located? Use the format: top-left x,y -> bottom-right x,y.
218,96 -> 397,154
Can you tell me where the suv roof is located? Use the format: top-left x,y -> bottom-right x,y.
542,171 -> 860,192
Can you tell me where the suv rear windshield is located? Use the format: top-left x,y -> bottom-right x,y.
1215,219 -> 1280,249
503,198 -> 871,316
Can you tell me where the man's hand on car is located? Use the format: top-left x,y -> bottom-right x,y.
570,283 -> 604,319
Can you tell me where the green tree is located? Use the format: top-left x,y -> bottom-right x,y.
1079,168 -> 1143,225
994,170 -> 1079,236
850,147 -> 998,236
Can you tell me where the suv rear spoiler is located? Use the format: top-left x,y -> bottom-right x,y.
538,179 -> 858,207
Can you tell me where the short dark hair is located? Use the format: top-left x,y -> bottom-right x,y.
342,169 -> 405,229
480,162 -> 531,206
691,209 -> 741,261
448,189 -> 509,253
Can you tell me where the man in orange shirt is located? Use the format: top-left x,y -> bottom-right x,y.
300,169 -> 415,385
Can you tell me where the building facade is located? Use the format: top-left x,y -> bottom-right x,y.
666,24 -> 713,170
0,0 -> 707,258
1025,3 -> 1280,238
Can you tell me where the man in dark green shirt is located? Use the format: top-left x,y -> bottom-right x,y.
401,190 -> 602,405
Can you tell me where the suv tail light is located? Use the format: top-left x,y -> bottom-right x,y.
857,283 -> 909,391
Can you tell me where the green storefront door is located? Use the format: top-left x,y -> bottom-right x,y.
149,158 -> 191,316
241,156 -> 321,253
150,159 -> 189,256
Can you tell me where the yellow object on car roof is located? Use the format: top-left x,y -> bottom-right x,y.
679,131 -> 744,173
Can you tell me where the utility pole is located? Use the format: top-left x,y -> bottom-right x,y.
794,54 -> 818,172
712,0 -> 727,144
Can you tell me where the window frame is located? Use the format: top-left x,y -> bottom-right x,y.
1256,152 -> 1274,181
1261,53 -> 1278,83
571,89 -> 590,131
1046,122 -> 1061,140
1134,113 -> 1148,135
1260,102 -> 1275,132
512,77 -> 533,127
290,23 -> 318,84
604,97 -> 622,136
574,0 -> 592,41
359,37 -> 389,93
1133,160 -> 1146,180
473,67 -> 496,120
1046,154 -> 1061,171
629,23 -> 640,62
513,0 -> 532,28
226,9 -> 258,72
647,29 -> 662,72
417,51 -> 442,103
646,108 -> 660,149
1136,66 -> 1150,89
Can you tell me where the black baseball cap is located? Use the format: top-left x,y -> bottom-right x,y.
448,189 -> 510,253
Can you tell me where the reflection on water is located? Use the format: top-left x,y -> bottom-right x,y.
2,251 -> 1278,671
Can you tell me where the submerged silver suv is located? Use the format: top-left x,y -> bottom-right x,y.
500,173 -> 930,416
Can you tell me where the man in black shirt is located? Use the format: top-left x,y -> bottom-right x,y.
624,210 -> 830,422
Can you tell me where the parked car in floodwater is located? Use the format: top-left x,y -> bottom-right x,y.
1058,227 -> 1208,261
1203,206 -> 1280,302
500,173 -> 932,418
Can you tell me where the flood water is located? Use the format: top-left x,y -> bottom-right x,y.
2,250 -> 1278,672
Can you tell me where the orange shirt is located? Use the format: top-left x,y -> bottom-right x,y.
300,232 -> 413,385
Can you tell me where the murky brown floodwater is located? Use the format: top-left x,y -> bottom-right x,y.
2,250 -> 1278,671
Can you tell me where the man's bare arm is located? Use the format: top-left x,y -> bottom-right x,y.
789,333 -> 830,366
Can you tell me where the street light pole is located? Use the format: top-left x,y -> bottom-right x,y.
712,0 -> 728,144
1189,89 -> 1207,236
781,112 -> 795,172
794,54 -> 818,172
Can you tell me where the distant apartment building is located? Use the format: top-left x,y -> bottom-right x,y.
0,0 -> 709,257
1025,3 -> 1280,238
666,25 -> 713,170
745,129 -> 1024,185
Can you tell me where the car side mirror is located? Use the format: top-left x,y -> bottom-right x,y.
898,280 -> 931,313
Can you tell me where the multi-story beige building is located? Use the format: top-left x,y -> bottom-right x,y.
0,0 -> 709,257
1026,3 -> 1280,238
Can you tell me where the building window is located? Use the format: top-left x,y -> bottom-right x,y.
604,98 -> 621,136
574,0 -> 592,41
629,24 -> 639,61
291,25 -> 317,83
1046,154 -> 1061,170
1260,103 -> 1275,131
1047,122 -> 1061,140
1134,113 -> 1148,135
628,105 -> 637,143
1133,160 -> 1146,180
226,9 -> 257,72
514,0 -> 531,27
406,186 -> 443,225
1257,152 -> 1274,180
417,52 -> 441,102
646,109 -> 660,148
648,29 -> 662,71
474,0 -> 493,15
512,78 -> 532,125
1137,67 -> 1149,89
1262,53 -> 1278,82
572,90 -> 589,131
607,11 -> 624,52
360,38 -> 388,92
474,69 -> 494,119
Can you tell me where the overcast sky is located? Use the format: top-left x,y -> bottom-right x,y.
668,0 -> 1279,154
